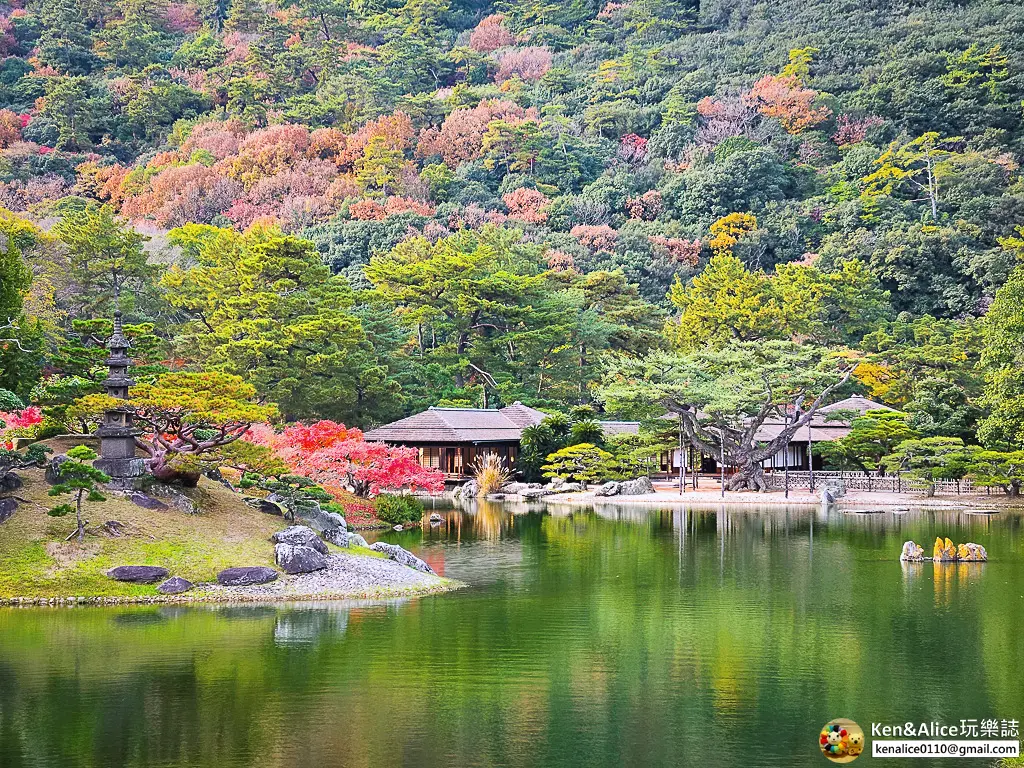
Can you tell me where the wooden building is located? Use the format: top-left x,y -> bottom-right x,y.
364,402 -> 639,480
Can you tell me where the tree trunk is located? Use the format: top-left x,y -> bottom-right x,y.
725,455 -> 767,492
147,451 -> 201,487
75,489 -> 85,544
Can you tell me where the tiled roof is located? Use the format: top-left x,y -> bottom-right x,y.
364,402 -> 546,444
599,421 -> 641,436
819,396 -> 891,415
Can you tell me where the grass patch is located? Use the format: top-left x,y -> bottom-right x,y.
0,471 -> 283,599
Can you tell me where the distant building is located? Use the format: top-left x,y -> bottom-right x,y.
661,396 -> 891,475
363,402 -> 639,479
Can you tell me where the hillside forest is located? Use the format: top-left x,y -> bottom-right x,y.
0,0 -> 1023,490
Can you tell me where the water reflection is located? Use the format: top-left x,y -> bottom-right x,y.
1,502 -> 1023,768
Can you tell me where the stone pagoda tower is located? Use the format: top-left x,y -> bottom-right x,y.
93,309 -> 147,490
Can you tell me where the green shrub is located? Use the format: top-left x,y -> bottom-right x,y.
374,494 -> 424,526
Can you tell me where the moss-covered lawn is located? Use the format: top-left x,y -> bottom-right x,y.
0,469 -> 380,600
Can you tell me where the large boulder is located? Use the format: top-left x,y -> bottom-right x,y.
324,529 -> 369,548
594,481 -> 620,497
290,501 -> 346,535
274,544 -> 328,574
107,565 -> 170,584
271,525 -> 329,555
900,540 -> 925,562
157,576 -> 193,595
456,480 -> 478,499
369,542 -> 435,575
217,566 -> 279,587
933,536 -> 957,562
957,542 -> 988,562
501,482 -> 543,495
244,496 -> 288,516
0,497 -> 18,525
618,477 -> 655,496
45,454 -> 70,484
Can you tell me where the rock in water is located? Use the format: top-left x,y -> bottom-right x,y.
821,487 -> 836,506
369,542 -> 436,574
618,477 -> 655,496
271,525 -> 329,555
429,512 -> 443,523
933,536 -> 957,561
217,566 -> 279,586
157,576 -> 193,595
456,480 -> 478,499
107,565 -> 170,584
274,544 -> 328,574
520,488 -> 553,499
594,481 -> 621,497
957,542 -> 988,561
900,540 -> 925,561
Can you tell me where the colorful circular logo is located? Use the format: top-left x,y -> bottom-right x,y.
819,719 -> 865,762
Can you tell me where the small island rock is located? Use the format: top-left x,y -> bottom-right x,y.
271,525 -> 329,555
957,542 -> 988,561
274,543 -> 328,574
217,566 -> 279,586
900,541 -> 925,562
157,576 -> 193,595
594,481 -> 621,497
933,536 -> 957,561
108,565 -> 170,584
370,542 -> 435,574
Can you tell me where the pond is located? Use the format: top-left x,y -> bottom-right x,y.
1,501 -> 1023,767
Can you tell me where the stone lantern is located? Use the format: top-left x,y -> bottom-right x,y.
93,310 -> 147,489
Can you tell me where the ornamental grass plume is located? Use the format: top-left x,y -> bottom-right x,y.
473,453 -> 511,496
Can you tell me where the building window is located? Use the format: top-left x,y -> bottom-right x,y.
421,446 -> 441,468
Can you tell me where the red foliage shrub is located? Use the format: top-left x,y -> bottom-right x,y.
743,74 -> 832,134
503,187 -> 549,223
495,47 -> 552,83
648,236 -> 702,266
469,14 -> 514,53
625,190 -> 662,220
832,114 -> 884,146
416,99 -> 536,167
571,224 -> 618,251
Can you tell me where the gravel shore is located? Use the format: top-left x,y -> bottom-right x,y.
203,551 -> 458,601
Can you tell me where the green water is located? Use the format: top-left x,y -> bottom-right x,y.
1,502 -> 1023,768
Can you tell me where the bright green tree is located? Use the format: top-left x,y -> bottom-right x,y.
881,437 -> 973,495
815,409 -> 918,475
542,443 -> 615,489
162,224 -> 366,421
47,445 -> 110,544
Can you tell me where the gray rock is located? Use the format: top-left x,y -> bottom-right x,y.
594,481 -> 621,497
456,480 -> 478,499
293,503 -> 347,534
107,565 -> 170,584
821,487 -> 837,506
45,454 -> 70,484
323,530 -> 370,549
500,482 -> 543,495
618,477 -> 655,496
369,542 -> 436,574
549,482 -> 581,493
129,492 -> 169,511
548,476 -> 566,489
157,576 -> 193,595
519,488 -> 553,499
0,472 -> 22,491
0,496 -> 17,524
147,486 -> 199,515
217,566 -> 279,587
245,496 -> 287,516
393,524 -> 403,531
429,512 -> 443,523
275,544 -> 328,574
271,525 -> 329,555
900,540 -> 925,562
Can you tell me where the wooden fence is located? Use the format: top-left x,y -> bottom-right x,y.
763,471 -> 980,495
